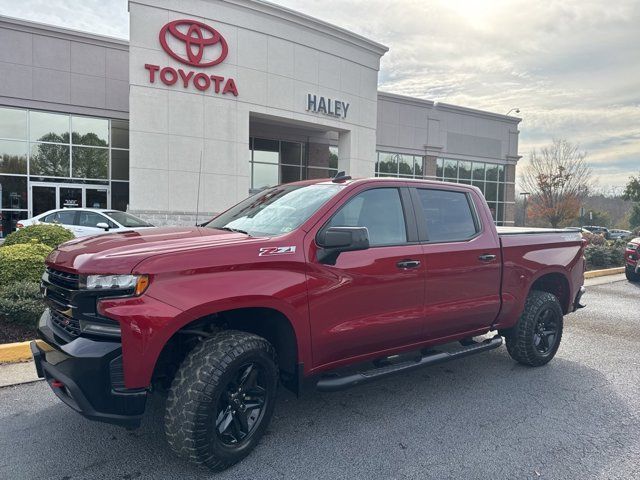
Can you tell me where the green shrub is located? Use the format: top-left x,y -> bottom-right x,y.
3,224 -> 74,249
0,243 -> 53,286
584,243 -> 626,270
0,281 -> 45,327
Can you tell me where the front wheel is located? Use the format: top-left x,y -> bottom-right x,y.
504,290 -> 564,367
164,331 -> 278,471
625,265 -> 640,282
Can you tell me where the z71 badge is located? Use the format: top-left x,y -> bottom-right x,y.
258,246 -> 297,256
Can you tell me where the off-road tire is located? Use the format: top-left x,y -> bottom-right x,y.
164,330 -> 278,471
625,265 -> 640,282
504,290 -> 563,367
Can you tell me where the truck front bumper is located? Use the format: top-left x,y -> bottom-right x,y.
32,309 -> 147,428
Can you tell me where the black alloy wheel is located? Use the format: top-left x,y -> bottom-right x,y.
215,362 -> 268,446
532,307 -> 559,356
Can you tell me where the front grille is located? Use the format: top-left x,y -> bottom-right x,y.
50,309 -> 81,338
46,267 -> 80,290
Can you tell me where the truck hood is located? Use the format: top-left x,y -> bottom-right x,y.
46,226 -> 253,274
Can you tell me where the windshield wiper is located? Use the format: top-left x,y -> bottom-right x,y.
217,226 -> 250,235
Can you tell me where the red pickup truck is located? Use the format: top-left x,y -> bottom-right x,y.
625,236 -> 640,281
32,176 -> 586,471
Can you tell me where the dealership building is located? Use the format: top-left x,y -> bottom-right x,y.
0,0 -> 521,236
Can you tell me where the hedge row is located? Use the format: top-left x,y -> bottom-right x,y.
584,242 -> 626,270
0,224 -> 74,330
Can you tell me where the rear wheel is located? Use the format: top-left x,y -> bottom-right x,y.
504,290 -> 563,367
625,265 -> 640,282
164,330 -> 278,471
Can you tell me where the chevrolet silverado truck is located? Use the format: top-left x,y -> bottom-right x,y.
625,236 -> 640,281
32,176 -> 586,471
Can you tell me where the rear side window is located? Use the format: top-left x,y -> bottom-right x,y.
43,210 -> 77,226
326,188 -> 407,246
416,189 -> 478,242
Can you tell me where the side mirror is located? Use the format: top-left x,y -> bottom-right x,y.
316,226 -> 369,265
96,222 -> 110,231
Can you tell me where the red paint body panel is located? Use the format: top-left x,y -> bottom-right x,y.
44,178 -> 586,390
624,237 -> 639,269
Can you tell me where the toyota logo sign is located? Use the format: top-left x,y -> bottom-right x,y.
146,19 -> 238,97
159,19 -> 228,68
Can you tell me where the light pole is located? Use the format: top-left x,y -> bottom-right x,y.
506,108 -> 520,116
520,192 -> 531,227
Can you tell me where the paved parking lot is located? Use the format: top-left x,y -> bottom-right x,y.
1,278 -> 639,479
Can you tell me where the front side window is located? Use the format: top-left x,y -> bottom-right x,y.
78,211 -> 107,228
104,211 -> 152,228
206,183 -> 345,237
326,188 -> 407,246
416,189 -> 478,243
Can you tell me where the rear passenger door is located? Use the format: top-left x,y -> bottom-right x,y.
41,210 -> 79,236
411,187 -> 502,339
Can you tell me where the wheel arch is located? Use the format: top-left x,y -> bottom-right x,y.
151,305 -> 302,394
529,271 -> 571,314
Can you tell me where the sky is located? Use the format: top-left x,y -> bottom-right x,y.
1,0 -> 638,192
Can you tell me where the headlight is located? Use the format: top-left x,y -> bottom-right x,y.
83,274 -> 150,295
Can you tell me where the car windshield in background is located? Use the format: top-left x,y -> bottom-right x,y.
104,211 -> 154,228
205,183 -> 345,237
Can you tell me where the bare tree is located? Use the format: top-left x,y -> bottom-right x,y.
520,139 -> 592,228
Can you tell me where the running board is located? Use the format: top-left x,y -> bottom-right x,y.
316,335 -> 503,392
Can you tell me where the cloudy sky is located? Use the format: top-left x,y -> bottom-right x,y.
1,0 -> 638,190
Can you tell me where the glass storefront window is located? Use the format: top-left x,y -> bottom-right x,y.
111,181 -> 129,211
458,161 -> 472,180
398,154 -> 413,176
72,116 -> 109,146
252,162 -> 278,189
0,210 -> 26,239
0,175 -> 27,210
414,157 -> 424,176
29,111 -> 70,143
111,120 -> 129,149
281,164 -> 302,183
0,140 -> 27,174
112,150 -> 129,180
281,141 -> 302,166
253,138 -> 279,164
376,152 -> 397,176
30,143 -> 70,177
436,158 -> 444,178
444,159 -> 457,179
0,107 -> 27,140
72,146 -> 108,179
472,162 -> 485,181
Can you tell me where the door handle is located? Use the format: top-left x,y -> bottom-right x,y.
397,259 -> 421,269
478,254 -> 497,262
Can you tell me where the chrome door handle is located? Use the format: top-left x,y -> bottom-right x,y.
397,259 -> 421,269
478,254 -> 497,262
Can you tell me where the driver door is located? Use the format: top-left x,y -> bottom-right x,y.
306,186 -> 426,368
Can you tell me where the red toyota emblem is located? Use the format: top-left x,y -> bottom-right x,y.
159,19 -> 228,68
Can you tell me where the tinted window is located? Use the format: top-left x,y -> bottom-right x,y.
78,211 -> 107,228
104,211 -> 152,228
43,210 -> 77,226
417,189 -> 478,242
327,188 -> 407,246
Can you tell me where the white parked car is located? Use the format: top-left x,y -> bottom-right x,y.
17,208 -> 154,237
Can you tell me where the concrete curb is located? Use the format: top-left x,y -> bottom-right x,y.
584,267 -> 625,279
0,339 -> 50,364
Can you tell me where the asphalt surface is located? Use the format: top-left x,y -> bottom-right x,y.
1,279 -> 639,480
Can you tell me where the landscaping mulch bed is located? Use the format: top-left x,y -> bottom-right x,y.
0,319 -> 36,344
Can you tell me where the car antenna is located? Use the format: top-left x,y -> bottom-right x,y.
332,171 -> 352,183
195,150 -> 203,226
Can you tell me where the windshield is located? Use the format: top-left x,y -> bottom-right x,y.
205,183 -> 345,237
104,211 -> 154,228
